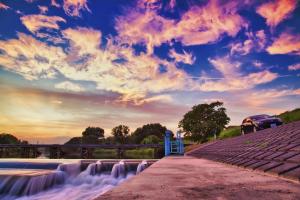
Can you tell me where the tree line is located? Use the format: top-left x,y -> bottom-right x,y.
1,101 -> 230,145
65,123 -> 168,145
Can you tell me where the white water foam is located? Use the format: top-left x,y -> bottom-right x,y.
0,160 -> 146,200
136,160 -> 148,174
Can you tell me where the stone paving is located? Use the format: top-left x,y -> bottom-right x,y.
97,156 -> 300,200
187,120 -> 300,182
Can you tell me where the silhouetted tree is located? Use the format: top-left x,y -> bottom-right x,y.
0,133 -> 28,144
131,123 -> 166,144
111,125 -> 130,144
179,101 -> 230,142
64,137 -> 82,145
82,127 -> 104,144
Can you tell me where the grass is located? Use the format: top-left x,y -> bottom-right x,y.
125,148 -> 154,159
218,126 -> 241,139
93,148 -> 159,159
278,108 -> 300,123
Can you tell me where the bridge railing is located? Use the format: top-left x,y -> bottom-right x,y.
0,144 -> 163,159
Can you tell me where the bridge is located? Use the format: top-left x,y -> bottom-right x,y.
0,144 -> 163,159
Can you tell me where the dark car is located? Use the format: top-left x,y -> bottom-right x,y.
241,114 -> 283,134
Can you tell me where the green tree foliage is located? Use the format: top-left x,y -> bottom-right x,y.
141,135 -> 161,144
0,133 -> 28,144
82,127 -> 105,144
111,125 -> 130,144
131,123 -> 166,144
179,101 -> 230,142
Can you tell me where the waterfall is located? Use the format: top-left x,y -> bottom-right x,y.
79,161 -> 102,176
136,160 -> 148,174
56,162 -> 81,176
111,160 -> 126,178
0,160 -> 150,200
0,170 -> 66,197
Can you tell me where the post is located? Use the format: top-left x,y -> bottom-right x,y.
164,130 -> 171,156
176,131 -> 184,155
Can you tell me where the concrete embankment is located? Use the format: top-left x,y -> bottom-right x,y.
97,156 -> 300,200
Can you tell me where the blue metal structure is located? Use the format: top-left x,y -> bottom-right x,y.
164,130 -> 184,156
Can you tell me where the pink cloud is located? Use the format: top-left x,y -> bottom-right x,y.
198,56 -> 278,92
229,30 -> 266,55
288,63 -> 300,71
169,49 -> 195,65
63,0 -> 90,17
0,2 -> 10,10
267,32 -> 300,55
38,6 -> 48,14
256,0 -> 297,27
116,0 -> 245,53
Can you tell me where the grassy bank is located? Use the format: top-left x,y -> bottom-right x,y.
218,126 -> 241,139
278,108 -> 300,123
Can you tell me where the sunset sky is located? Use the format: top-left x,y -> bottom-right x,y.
0,0 -> 299,143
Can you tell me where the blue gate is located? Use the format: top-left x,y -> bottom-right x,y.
164,130 -> 184,156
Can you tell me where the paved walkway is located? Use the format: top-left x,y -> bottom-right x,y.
97,156 -> 300,200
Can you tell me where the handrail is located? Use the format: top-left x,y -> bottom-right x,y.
0,144 -> 163,149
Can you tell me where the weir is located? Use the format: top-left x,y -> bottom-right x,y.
0,159 -> 156,200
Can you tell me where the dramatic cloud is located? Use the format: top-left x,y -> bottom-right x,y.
0,33 -> 65,80
116,0 -> 245,53
0,27 -> 196,103
55,81 -> 85,92
199,56 -> 278,91
20,14 -> 66,34
63,0 -> 90,17
267,32 -> 300,55
62,27 -> 101,55
0,2 -> 10,10
169,49 -> 195,65
288,63 -> 300,71
229,30 -> 266,55
256,0 -> 297,27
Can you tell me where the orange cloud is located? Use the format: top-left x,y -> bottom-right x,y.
63,0 -> 90,17
0,33 -> 65,80
20,14 -> 66,34
267,32 -> 300,55
256,0 -> 297,27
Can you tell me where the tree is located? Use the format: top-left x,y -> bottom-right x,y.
131,123 -> 166,144
0,133 -> 28,144
179,101 -> 230,142
141,135 -> 161,144
81,127 -> 104,144
111,125 -> 130,144
65,137 -> 82,145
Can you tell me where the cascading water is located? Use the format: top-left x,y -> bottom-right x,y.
136,160 -> 148,174
111,160 -> 126,178
0,160 -> 150,200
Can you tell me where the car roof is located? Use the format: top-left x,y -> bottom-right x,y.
249,114 -> 270,118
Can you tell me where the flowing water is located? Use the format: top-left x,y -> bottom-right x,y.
0,159 -> 149,200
